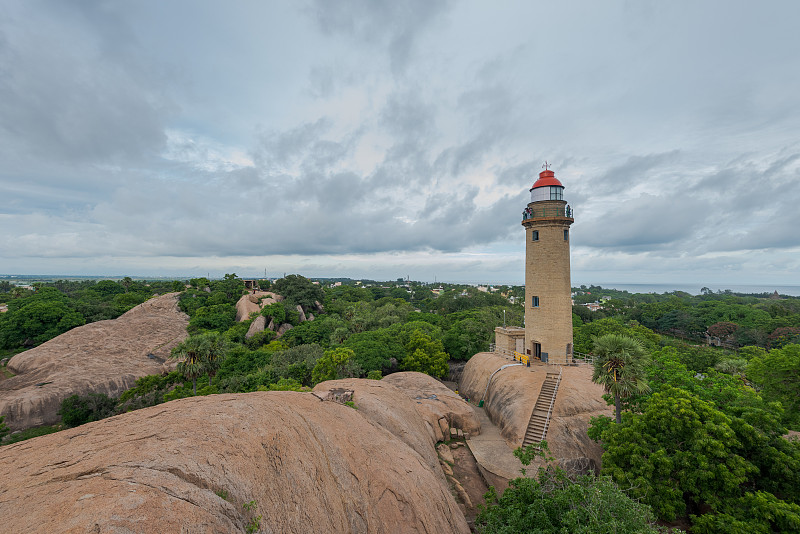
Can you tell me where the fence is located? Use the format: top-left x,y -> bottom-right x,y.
491,344 -> 530,365
522,206 -> 574,221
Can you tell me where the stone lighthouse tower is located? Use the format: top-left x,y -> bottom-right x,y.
521,164 -> 574,363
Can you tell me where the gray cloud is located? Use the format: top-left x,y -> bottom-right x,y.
2,0 -> 799,287
306,0 -> 451,73
0,1 -> 171,169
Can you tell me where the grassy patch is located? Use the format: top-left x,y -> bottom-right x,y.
1,425 -> 62,446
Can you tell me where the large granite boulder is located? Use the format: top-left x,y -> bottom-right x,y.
314,373 -> 480,469
459,352 -> 610,470
244,315 -> 266,339
0,389 -> 470,533
234,291 -> 282,322
382,371 -> 481,442
0,293 -> 188,431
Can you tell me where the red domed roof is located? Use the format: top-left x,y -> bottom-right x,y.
531,169 -> 563,189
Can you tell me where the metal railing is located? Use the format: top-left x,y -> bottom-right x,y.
480,363 -> 524,406
570,351 -> 595,366
491,344 -> 530,366
540,367 -> 562,442
522,206 -> 574,221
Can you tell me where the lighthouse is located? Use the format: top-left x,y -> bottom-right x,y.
521,164 -> 574,364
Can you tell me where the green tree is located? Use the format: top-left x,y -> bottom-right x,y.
203,332 -> 229,386
443,317 -> 490,360
591,334 -> 650,424
311,347 -> 361,384
212,273 -> 246,302
272,344 -> 324,385
476,443 -> 662,534
58,392 -> 117,427
598,387 -> 757,521
170,334 -> 227,395
0,291 -> 85,348
402,331 -> 449,378
272,274 -> 324,310
188,303 -> 236,333
747,343 -> 800,428
574,317 -> 660,354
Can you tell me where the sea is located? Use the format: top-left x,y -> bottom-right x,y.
588,283 -> 800,297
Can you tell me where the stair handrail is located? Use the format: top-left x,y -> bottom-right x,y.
480,363 -> 524,405
540,367 -> 562,442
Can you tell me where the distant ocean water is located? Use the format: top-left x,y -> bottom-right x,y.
590,283 -> 800,297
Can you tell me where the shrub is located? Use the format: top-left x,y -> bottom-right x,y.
58,393 -> 117,427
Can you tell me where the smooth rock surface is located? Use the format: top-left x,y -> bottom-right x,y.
0,294 -> 188,431
234,291 -> 282,322
244,315 -> 266,339
0,390 -> 470,534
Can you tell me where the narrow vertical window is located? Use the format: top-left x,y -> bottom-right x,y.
564,229 -> 569,241
532,296 -> 539,307
532,230 -> 539,241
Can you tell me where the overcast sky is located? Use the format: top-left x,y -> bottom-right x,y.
1,0 -> 799,289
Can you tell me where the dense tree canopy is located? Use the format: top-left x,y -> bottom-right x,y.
476,444 -> 663,534
272,274 -> 324,310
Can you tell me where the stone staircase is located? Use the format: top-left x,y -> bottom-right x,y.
522,370 -> 561,448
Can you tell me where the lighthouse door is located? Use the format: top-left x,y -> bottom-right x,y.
533,343 -> 542,361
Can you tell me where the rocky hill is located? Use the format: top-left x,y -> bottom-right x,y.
0,293 -> 188,431
0,375 -> 474,533
459,352 -> 611,473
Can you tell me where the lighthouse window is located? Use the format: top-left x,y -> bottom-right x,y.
532,296 -> 539,307
550,187 -> 563,200
564,229 -> 569,241
532,230 -> 539,241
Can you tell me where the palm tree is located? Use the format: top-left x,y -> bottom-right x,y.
591,334 -> 650,424
171,334 -> 212,395
203,332 -> 228,387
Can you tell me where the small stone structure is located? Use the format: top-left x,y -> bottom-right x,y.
494,326 -> 526,355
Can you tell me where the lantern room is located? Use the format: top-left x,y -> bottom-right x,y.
530,169 -> 564,202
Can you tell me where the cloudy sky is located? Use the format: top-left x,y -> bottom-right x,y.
1,0 -> 799,288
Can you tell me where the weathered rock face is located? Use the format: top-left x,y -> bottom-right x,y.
0,293 -> 188,431
459,352 -> 611,470
245,315 -> 266,339
234,291 -> 282,322
0,389 -> 470,534
296,304 -> 307,322
382,372 -> 481,442
314,373 -> 480,472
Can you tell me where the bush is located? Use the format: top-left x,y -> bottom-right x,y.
58,393 -> 117,427
188,304 -> 236,333
312,347 -> 362,384
476,443 -> 662,534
